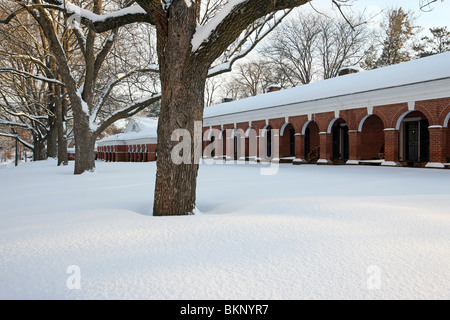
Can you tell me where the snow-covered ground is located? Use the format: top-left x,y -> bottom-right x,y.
0,160 -> 448,300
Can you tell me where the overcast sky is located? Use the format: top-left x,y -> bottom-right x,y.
302,0 -> 450,31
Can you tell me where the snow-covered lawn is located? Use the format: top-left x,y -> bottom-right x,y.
0,160 -> 449,300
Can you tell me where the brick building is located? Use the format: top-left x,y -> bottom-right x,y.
202,52 -> 450,168
96,117 -> 158,162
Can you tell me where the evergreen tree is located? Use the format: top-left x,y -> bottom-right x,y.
414,27 -> 450,57
376,8 -> 417,67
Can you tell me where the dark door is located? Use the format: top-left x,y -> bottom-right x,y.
405,121 -> 419,161
234,136 -> 238,160
266,128 -> 272,158
420,119 -> 429,162
210,136 -> 215,158
304,127 -> 310,159
289,128 -> 295,157
332,125 -> 349,161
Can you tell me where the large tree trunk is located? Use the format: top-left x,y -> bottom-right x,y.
73,112 -> 96,174
33,136 -> 46,161
153,77 -> 206,216
46,114 -> 58,159
152,1 -> 207,216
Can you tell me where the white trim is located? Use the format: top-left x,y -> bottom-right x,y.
358,114 -> 372,132
327,118 -> 340,134
425,162 -> 445,168
231,127 -> 245,139
395,112 -> 420,130
408,101 -> 415,111
346,160 -> 360,165
301,120 -> 313,135
280,122 -> 291,136
444,113 -> 450,128
334,109 -> 340,118
428,125 -> 443,129
317,159 -> 332,164
245,126 -> 255,138
381,161 -> 401,167
260,124 -> 272,138
218,129 -> 226,140
367,105 -> 373,115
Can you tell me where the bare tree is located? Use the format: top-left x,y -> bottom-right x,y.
2,0 -> 354,216
261,12 -> 321,86
261,11 -> 372,84
2,0 -> 162,174
0,10 -> 62,161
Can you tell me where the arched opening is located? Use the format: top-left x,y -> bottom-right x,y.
445,113 -> 450,163
210,135 -> 216,158
331,118 -> 349,163
360,114 -> 385,160
219,129 -> 226,159
245,127 -> 257,161
280,123 -> 295,158
234,135 -> 239,160
304,121 -> 320,163
231,128 -> 245,161
399,111 -> 429,164
262,125 -> 273,160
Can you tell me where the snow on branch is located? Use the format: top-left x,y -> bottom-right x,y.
192,0 -> 248,52
0,132 -> 34,150
38,1 -> 153,33
0,68 -> 64,86
191,0 -> 310,65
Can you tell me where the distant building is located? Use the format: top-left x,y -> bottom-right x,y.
96,117 -> 158,162
202,52 -> 450,168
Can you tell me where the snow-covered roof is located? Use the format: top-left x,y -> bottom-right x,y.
97,117 -> 158,146
204,52 -> 450,124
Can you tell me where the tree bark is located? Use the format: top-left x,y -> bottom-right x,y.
46,112 -> 57,158
73,112 -> 96,174
56,88 -> 68,166
152,1 -> 207,216
33,136 -> 46,161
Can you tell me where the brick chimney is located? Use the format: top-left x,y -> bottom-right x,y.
266,84 -> 282,93
222,97 -> 233,103
338,67 -> 359,77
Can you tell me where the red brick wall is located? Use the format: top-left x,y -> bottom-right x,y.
384,129 -> 399,163
290,115 -> 308,133
374,103 -> 408,128
313,112 -> 335,133
429,127 -> 446,163
416,98 -> 450,126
